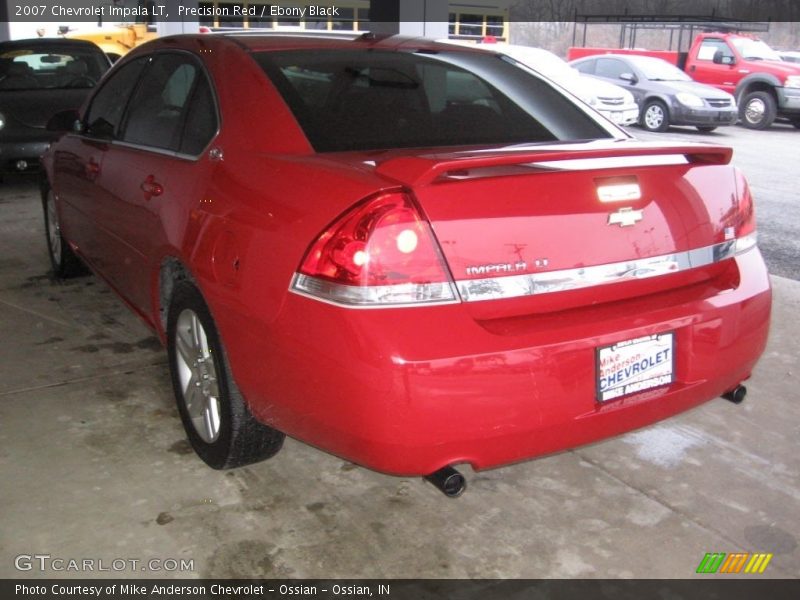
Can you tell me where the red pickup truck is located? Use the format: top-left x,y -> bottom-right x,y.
569,32 -> 800,130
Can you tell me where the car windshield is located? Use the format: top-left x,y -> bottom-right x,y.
0,46 -> 107,90
254,49 -> 615,152
731,37 -> 781,61
629,56 -> 692,82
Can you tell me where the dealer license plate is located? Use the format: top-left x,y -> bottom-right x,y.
596,332 -> 675,402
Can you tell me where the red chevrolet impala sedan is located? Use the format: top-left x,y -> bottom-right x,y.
41,33 -> 771,496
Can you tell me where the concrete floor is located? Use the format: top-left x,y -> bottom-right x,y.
0,177 -> 797,579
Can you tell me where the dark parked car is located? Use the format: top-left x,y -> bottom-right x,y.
571,53 -> 738,132
42,34 -> 769,496
0,38 -> 110,174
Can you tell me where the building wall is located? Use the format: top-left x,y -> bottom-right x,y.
0,0 -> 510,41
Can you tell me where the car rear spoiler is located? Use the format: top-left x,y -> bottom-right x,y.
375,142 -> 733,187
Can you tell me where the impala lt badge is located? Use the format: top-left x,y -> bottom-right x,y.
466,261 -> 527,276
608,207 -> 643,227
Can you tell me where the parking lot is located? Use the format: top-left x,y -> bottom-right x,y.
0,123 -> 797,580
633,121 -> 800,281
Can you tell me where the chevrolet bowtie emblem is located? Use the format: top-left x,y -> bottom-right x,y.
608,207 -> 643,227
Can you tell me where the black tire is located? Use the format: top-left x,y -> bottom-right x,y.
696,126 -> 717,133
42,182 -> 85,278
641,100 -> 670,132
167,280 -> 284,469
739,91 -> 777,130
791,119 -> 800,130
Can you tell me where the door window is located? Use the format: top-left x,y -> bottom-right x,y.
84,57 -> 148,139
697,39 -> 734,62
120,53 -> 218,154
122,54 -> 198,150
595,58 -> 630,80
573,60 -> 595,75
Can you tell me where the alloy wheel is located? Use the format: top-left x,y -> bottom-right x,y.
644,105 -> 665,130
174,309 -> 222,443
745,98 -> 765,125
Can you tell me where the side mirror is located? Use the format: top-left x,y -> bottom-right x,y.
47,109 -> 81,133
619,72 -> 637,84
713,50 -> 736,65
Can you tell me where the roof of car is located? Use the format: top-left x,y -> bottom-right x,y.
573,53 -> 681,69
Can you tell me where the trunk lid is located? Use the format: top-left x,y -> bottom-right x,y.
373,141 -> 739,319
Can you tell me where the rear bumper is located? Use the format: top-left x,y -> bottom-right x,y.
217,249 -> 771,476
597,104 -> 639,126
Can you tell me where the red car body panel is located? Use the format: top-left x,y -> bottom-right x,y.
214,249 -> 769,475
43,34 -> 771,477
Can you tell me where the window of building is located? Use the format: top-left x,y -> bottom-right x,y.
458,14 -> 483,37
486,15 -> 504,38
249,4 -> 273,28
355,8 -> 369,31
332,7 -> 355,31
198,1 -> 215,27
219,2 -> 245,28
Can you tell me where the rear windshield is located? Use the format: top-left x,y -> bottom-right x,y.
253,49 -> 614,152
0,45 -> 108,90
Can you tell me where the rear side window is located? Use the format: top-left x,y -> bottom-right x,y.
115,53 -> 218,154
254,49 -> 612,152
84,57 -> 147,139
122,54 -> 199,150
179,74 -> 217,155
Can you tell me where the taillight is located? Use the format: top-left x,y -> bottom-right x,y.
291,191 -> 458,307
730,168 -> 757,255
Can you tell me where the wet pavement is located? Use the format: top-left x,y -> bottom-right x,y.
0,177 -> 797,579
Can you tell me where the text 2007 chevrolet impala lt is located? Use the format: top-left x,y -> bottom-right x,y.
41,34 -> 770,496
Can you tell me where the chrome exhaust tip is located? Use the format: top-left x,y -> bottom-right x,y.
424,465 -> 466,498
722,385 -> 747,404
